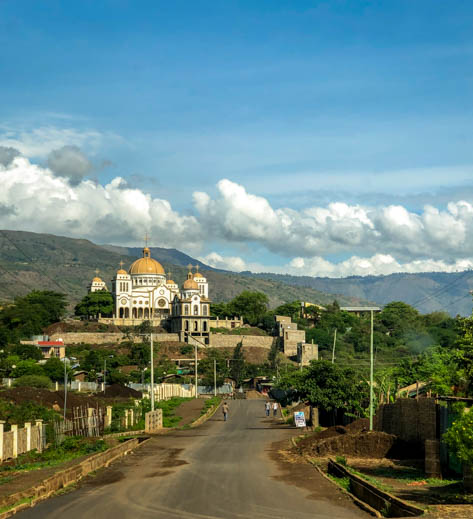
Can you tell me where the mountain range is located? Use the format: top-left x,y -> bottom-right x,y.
0,230 -> 363,310
1,229 -> 472,315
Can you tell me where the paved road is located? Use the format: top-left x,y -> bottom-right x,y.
18,400 -> 365,519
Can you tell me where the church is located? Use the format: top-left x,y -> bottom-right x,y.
89,246 -> 211,344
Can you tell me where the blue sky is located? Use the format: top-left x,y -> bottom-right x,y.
1,1 -> 473,277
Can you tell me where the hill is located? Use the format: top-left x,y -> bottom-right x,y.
0,230 -> 364,310
242,270 -> 473,316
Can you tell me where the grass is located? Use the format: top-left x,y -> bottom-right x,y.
328,474 -> 351,492
0,437 -> 108,474
0,496 -> 33,514
371,466 -> 460,487
155,397 -> 190,427
200,396 -> 221,416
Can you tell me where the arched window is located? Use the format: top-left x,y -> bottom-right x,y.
144,308 -> 149,318
119,307 -> 124,318
184,305 -> 189,315
203,305 -> 208,316
185,320 -> 189,331
194,321 -> 198,331
138,308 -> 143,318
193,305 -> 199,315
132,308 -> 137,318
125,308 -> 130,318
203,321 -> 207,332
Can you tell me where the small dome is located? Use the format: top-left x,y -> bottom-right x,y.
129,247 -> 165,275
93,277 -> 103,283
166,279 -> 176,285
183,278 -> 199,290
117,269 -> 127,275
194,272 -> 204,279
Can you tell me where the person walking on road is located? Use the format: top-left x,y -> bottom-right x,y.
272,401 -> 278,417
265,401 -> 270,417
222,401 -> 229,421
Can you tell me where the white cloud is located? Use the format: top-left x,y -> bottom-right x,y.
0,156 -> 202,248
193,179 -> 473,262
47,145 -> 93,185
200,251 -> 473,278
0,126 -> 118,158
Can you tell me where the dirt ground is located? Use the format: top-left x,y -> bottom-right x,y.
339,457 -> 473,519
173,399 -> 206,426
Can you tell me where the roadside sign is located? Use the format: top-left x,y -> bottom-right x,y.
294,411 -> 306,428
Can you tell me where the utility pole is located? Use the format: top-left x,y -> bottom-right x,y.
150,331 -> 155,411
194,339 -> 198,399
63,359 -> 67,420
104,357 -> 107,395
369,310 -> 374,431
331,328 -> 337,364
214,358 -> 217,397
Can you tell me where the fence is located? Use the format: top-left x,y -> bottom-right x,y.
0,420 -> 46,462
145,409 -> 163,433
128,383 -> 195,400
53,406 -> 105,444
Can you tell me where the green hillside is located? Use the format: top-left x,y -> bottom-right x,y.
0,230 -> 364,310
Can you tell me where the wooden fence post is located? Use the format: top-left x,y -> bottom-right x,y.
11,425 -> 18,458
129,409 -> 134,426
124,409 -> 129,429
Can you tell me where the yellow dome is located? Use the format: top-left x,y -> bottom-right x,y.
92,277 -> 103,283
129,247 -> 165,275
193,272 -> 204,279
166,279 -> 176,285
183,278 -> 199,290
116,269 -> 127,275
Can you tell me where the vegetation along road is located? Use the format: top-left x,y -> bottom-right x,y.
17,400 -> 364,519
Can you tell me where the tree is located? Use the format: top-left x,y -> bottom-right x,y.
9,343 -> 43,361
273,301 -> 301,321
230,342 -> 245,387
11,359 -> 45,378
43,357 -> 69,382
286,360 -> 368,414
74,290 -> 114,317
228,291 -> 268,326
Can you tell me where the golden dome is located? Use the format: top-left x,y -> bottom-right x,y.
129,247 -> 165,276
183,278 -> 199,290
166,279 -> 176,285
116,269 -> 127,275
193,272 -> 204,279
92,277 -> 103,283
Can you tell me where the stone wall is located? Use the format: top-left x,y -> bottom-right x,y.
210,334 -> 276,349
50,332 -> 180,345
374,398 -> 437,447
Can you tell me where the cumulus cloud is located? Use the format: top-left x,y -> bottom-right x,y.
200,251 -> 473,278
47,145 -> 93,185
0,146 -> 20,167
0,156 -> 202,249
193,179 -> 473,262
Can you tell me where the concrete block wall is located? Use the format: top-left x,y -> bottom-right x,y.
50,332 -> 179,345
209,335 -> 276,349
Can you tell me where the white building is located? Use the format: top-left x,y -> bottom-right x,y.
89,247 -> 211,343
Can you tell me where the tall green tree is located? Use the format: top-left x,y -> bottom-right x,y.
74,290 -> 114,317
230,342 -> 245,387
228,291 -> 269,326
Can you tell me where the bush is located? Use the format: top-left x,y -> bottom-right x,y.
443,409 -> 473,466
14,374 -> 52,389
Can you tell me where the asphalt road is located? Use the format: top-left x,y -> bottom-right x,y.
17,400 -> 365,519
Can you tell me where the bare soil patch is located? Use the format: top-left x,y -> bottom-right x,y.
174,399 -> 206,426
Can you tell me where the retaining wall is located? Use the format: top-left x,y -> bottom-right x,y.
209,335 -> 276,349
50,332 -> 179,345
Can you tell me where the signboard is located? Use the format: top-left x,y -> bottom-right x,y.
294,411 -> 306,428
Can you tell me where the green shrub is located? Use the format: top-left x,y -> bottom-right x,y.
335,455 -> 347,466
443,409 -> 473,466
14,375 -> 52,389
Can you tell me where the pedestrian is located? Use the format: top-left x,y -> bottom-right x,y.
222,401 -> 229,421
265,401 -> 270,417
272,401 -> 278,417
